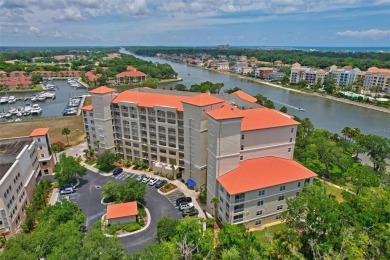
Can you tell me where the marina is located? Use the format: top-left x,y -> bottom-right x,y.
0,79 -> 88,122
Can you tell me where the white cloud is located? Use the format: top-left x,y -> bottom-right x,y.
337,29 -> 390,38
28,26 -> 40,33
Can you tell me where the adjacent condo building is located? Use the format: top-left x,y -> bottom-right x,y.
0,128 -> 54,236
82,86 -> 317,228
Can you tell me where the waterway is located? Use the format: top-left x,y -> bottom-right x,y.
0,80 -> 88,121
120,49 -> 390,138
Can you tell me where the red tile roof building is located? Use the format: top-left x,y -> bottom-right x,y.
107,201 -> 138,220
82,87 -> 317,229
116,71 -> 147,84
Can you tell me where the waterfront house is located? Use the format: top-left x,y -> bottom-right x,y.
116,71 -> 147,84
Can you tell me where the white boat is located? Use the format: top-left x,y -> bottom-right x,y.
24,104 -> 32,112
4,113 -> 12,118
31,104 -> 42,114
0,97 -> 8,104
14,118 -> 22,122
37,94 -> 46,101
46,83 -> 56,90
298,108 -> 306,112
8,96 -> 16,103
44,92 -> 56,98
63,107 -> 78,116
8,108 -> 17,114
23,111 -> 31,116
47,77 -> 53,81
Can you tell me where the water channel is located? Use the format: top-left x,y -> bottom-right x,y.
121,50 -> 390,138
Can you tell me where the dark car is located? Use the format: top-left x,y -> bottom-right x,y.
113,167 -> 123,176
182,208 -> 199,217
176,197 -> 192,205
155,179 -> 167,188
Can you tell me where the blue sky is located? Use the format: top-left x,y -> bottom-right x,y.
1,0 -> 390,47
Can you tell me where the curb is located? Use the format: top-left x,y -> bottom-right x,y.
102,202 -> 151,238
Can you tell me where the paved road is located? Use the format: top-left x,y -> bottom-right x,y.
59,170 -> 183,254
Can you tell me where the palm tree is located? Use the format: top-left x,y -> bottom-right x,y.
211,197 -> 220,220
169,159 -> 177,179
50,145 -> 61,162
93,140 -> 100,155
341,127 -> 352,141
61,128 -> 71,146
350,128 -> 361,141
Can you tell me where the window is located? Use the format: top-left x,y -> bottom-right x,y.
288,148 -> 291,152
37,138 -> 41,142
241,134 -> 245,140
240,155 -> 243,160
39,146 -> 43,150
240,145 -> 244,150
220,186 -> 224,193
257,200 -> 263,206
278,195 -> 284,201
41,154 -> 45,158
289,138 -> 293,143
297,182 -> 301,187
256,210 -> 263,216
280,185 -> 286,191
233,214 -> 244,223
42,162 -> 47,166
291,128 -> 294,133
277,205 -> 283,210
276,214 -> 282,220
234,194 -> 245,203
255,219 -> 261,226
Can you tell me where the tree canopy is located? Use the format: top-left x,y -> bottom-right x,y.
53,153 -> 87,186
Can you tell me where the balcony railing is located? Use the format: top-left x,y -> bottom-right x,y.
233,218 -> 243,223
234,198 -> 245,203
234,208 -> 244,214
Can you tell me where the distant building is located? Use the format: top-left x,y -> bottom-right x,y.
53,55 -> 75,61
102,53 -> 121,60
255,67 -> 276,79
0,128 -> 54,237
238,55 -> 248,62
85,71 -> 102,86
116,71 -> 147,84
106,201 -> 138,225
266,72 -> 286,81
241,66 -> 253,75
216,62 -> 229,70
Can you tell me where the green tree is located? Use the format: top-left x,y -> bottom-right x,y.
53,153 -> 87,186
157,216 -> 180,242
211,197 -> 220,220
61,127 -> 71,146
324,75 -> 336,94
297,80 -> 308,89
281,75 -> 290,85
96,150 -> 119,172
101,180 -> 121,203
224,86 -> 241,94
279,105 -> 288,113
174,83 -> 186,91
264,100 -> 275,109
31,73 -> 43,85
358,134 -> 390,173
120,177 -> 146,203
93,139 -> 100,154
50,144 -> 61,162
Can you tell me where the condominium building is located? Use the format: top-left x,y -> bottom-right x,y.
0,128 -> 54,236
82,86 -> 317,228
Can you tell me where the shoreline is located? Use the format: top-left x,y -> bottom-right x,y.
186,63 -> 390,115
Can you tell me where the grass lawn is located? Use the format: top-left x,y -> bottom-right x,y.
0,116 -> 85,147
106,222 -> 141,235
323,183 -> 345,202
253,223 -> 287,246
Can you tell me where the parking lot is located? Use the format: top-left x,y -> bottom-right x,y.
56,170 -> 185,254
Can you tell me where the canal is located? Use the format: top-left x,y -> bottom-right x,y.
0,80 -> 88,121
121,50 -> 390,138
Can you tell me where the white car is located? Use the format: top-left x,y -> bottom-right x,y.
179,202 -> 194,211
142,176 -> 151,184
148,178 -> 159,186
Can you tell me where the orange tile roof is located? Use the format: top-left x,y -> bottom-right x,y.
233,90 -> 257,103
81,104 -> 93,111
126,65 -> 137,71
207,103 -> 244,120
112,90 -> 189,111
292,62 -> 301,67
182,93 -> 224,107
116,71 -> 147,77
218,157 -> 317,194
106,201 -> 138,219
89,86 -> 116,94
30,128 -> 49,137
241,108 -> 298,131
85,71 -> 101,81
207,106 -> 298,130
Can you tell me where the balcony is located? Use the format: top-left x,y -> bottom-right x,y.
234,198 -> 245,203
233,218 -> 243,224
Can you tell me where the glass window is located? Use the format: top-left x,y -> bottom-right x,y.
241,134 -> 245,140
278,195 -> 284,201
240,155 -> 243,160
256,210 -> 262,216
255,219 -> 261,226
258,190 -> 265,196
257,200 -> 263,206
277,205 -> 283,210
280,185 -> 286,191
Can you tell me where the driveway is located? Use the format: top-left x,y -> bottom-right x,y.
61,170 -> 182,254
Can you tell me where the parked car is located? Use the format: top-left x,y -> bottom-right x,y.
60,187 -> 74,195
113,167 -> 123,176
179,202 -> 194,211
155,180 -> 167,188
148,178 -> 159,186
135,174 -> 143,182
182,208 -> 199,217
60,183 -> 76,190
142,176 -> 151,184
176,197 -> 192,205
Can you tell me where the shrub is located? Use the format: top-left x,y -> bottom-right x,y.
52,141 -> 65,151
106,222 -> 141,235
206,218 -> 215,230
199,189 -> 207,205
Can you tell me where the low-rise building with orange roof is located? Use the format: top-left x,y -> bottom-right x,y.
106,201 -> 138,225
84,71 -> 102,86
116,71 -> 147,83
82,87 -> 318,228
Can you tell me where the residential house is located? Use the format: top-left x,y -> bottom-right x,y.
106,201 -> 138,225
116,71 -> 147,84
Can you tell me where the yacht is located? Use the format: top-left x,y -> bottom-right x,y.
0,97 -> 8,104
31,104 -> 42,114
24,103 -> 32,112
4,113 -> 12,118
44,92 -> 56,99
63,107 -> 78,116
8,96 -> 16,103
46,83 -> 56,90
70,82 -> 79,87
37,94 -> 46,101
